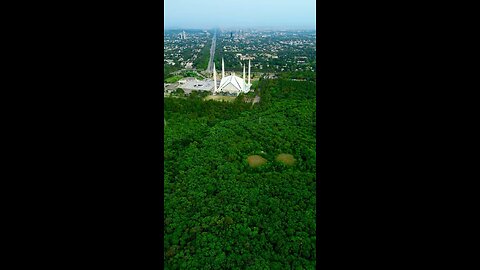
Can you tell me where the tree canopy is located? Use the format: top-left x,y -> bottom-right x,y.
164,78 -> 316,269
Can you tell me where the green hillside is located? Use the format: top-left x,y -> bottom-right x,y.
164,78 -> 317,269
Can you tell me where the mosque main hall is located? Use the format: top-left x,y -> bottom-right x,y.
212,58 -> 252,96
164,58 -> 253,97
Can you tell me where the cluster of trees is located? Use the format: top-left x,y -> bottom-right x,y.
193,38 -> 212,70
164,78 -> 316,269
164,65 -> 181,81
276,71 -> 316,82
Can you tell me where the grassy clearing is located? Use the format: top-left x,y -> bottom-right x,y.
247,155 -> 268,168
165,75 -> 183,83
203,95 -> 236,102
275,153 -> 296,166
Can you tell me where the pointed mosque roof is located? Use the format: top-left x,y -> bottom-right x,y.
219,74 -> 245,91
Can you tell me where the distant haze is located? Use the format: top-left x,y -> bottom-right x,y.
164,0 -> 316,30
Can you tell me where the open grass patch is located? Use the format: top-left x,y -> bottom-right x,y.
247,155 -> 268,168
204,95 -> 236,103
165,75 -> 183,83
275,153 -> 296,166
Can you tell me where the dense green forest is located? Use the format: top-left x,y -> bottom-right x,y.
164,78 -> 316,269
278,71 -> 317,82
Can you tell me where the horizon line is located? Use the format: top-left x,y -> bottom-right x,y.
164,27 -> 316,30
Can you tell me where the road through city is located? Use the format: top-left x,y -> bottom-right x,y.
206,30 -> 216,73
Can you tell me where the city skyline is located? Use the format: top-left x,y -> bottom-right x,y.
164,0 -> 316,30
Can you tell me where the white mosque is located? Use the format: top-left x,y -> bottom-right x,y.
212,58 -> 252,96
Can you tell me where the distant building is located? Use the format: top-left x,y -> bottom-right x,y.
178,31 -> 186,40
240,55 -> 255,61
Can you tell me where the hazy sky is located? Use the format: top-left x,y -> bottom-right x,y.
164,0 -> 316,29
